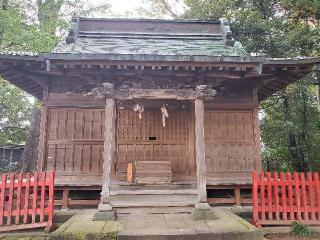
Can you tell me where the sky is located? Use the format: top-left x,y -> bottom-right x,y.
92,0 -> 185,18
109,0 -> 145,16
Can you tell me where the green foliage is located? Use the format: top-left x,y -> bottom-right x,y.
183,0 -> 235,19
291,221 -> 313,238
0,4 -> 61,53
0,0 -> 111,146
281,0 -> 320,20
0,78 -> 32,145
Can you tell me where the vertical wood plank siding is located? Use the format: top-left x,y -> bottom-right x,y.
204,110 -> 259,177
45,108 -> 105,175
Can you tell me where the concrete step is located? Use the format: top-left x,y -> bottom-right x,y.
116,206 -> 193,215
110,183 -> 197,191
110,188 -> 197,195
110,194 -> 197,208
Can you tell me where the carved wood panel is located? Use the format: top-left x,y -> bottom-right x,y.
204,111 -> 256,176
45,108 -> 105,174
115,109 -> 191,178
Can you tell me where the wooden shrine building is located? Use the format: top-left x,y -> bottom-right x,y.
0,18 -> 319,212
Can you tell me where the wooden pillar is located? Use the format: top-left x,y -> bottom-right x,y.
62,188 -> 69,210
194,99 -> 207,203
100,98 -> 116,205
37,106 -> 48,172
253,108 -> 262,171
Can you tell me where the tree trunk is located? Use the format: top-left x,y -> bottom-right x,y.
301,89 -> 310,172
21,106 -> 41,172
282,91 -> 302,171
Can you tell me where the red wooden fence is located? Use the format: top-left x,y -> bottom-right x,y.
0,172 -> 55,232
252,171 -> 320,227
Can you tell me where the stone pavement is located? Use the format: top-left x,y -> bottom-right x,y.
51,208 -> 264,240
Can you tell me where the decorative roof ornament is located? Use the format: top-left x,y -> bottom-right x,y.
86,82 -> 114,99
195,85 -> 217,100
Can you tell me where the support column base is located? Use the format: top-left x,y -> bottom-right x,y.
94,203 -> 117,221
191,203 -> 217,221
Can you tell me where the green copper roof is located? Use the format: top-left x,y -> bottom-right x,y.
54,17 -> 247,57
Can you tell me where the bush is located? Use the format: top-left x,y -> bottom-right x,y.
291,221 -> 313,238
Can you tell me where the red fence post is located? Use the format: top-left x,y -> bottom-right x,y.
294,172 -> 302,221
47,171 -> 55,229
0,171 -> 55,232
31,172 -> 38,224
253,171 -> 320,227
274,172 -> 280,220
300,173 -> 308,221
280,172 -> 287,220
287,172 -> 294,221
260,172 -> 265,221
0,174 -> 7,226
15,173 -> 23,224
315,173 -> 320,220
252,171 -> 259,225
23,173 -> 30,224
308,173 -> 316,221
40,172 -> 46,223
267,172 -> 273,220
7,173 -> 15,225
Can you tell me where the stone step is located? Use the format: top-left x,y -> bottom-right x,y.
110,189 -> 197,195
110,183 -> 197,191
110,194 -> 197,208
116,206 -> 193,215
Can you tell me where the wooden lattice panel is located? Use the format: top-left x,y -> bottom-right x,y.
115,109 -> 190,177
117,110 -> 188,142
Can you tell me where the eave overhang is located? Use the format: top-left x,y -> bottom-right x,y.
0,53 -> 319,102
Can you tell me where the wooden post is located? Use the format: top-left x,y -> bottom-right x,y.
253,108 -> 262,171
62,188 -> 69,210
37,106 -> 48,172
100,98 -> 116,205
194,99 -> 207,203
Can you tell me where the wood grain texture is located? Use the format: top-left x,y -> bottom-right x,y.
195,99 -> 207,203
37,106 -> 48,172
45,108 -> 104,175
101,98 -> 116,204
204,110 -> 260,178
135,161 -> 172,184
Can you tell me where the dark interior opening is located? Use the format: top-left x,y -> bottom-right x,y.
149,136 -> 157,141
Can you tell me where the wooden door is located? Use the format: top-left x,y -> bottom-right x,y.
204,110 -> 259,178
115,109 -> 192,179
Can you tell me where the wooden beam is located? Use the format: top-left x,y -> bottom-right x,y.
115,89 -> 198,100
100,98 -> 116,204
194,99 -> 207,203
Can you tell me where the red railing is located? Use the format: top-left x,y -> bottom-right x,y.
252,171 -> 320,227
0,172 -> 55,232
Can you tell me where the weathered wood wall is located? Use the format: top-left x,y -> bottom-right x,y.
39,87 -> 261,185
45,108 -> 105,177
204,110 -> 260,179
